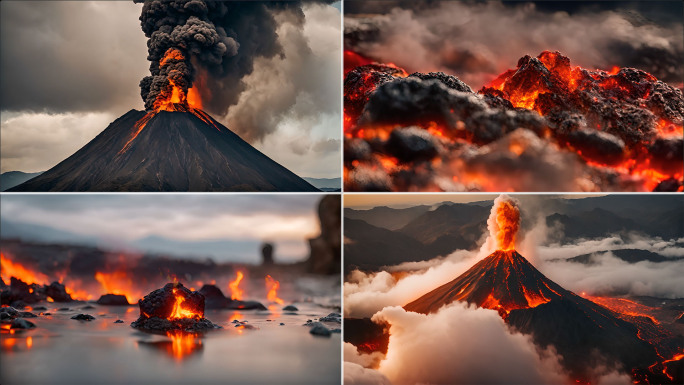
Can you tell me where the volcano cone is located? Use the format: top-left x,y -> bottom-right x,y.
404,249 -> 668,382
10,110 -> 318,192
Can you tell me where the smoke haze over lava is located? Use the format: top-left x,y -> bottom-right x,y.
344,1 -> 683,192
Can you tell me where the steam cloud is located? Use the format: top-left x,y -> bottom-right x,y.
345,1 -> 684,88
359,303 -> 631,385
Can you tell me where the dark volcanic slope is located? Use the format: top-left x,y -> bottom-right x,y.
10,110 -> 317,192
403,250 -> 664,381
404,250 -> 566,314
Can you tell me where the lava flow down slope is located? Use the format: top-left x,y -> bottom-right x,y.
402,197 -> 683,383
344,51 -> 684,192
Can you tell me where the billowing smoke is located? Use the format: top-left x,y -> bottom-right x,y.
344,249 -> 476,318
135,0 -> 237,110
135,0 -> 340,146
345,1 -> 684,88
362,303 -> 630,385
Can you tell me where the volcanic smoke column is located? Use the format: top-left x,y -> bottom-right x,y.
135,0 -> 236,111
486,195 -> 520,252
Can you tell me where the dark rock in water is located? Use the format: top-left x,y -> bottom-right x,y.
132,317 -> 220,332
131,282 -> 220,332
3,277 -> 45,305
138,283 -> 204,319
282,305 -> 298,311
42,313 -> 51,316
231,319 -> 241,324
10,300 -> 27,309
45,282 -> 73,302
309,322 -> 331,337
280,323 -> 285,326
97,294 -> 130,306
33,306 -> 47,311
82,305 -> 96,310
71,314 -> 95,321
319,313 -> 341,323
226,300 -> 267,310
234,321 -> 257,330
331,328 -> 341,333
58,308 -> 70,311
19,312 -> 37,318
10,318 -> 36,329
0,307 -> 20,319
114,320 -> 124,323
198,285 -> 230,309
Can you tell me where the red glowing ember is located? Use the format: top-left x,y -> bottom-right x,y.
343,50 -> 683,192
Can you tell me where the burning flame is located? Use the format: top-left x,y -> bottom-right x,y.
265,275 -> 284,305
94,270 -> 140,304
487,195 -> 520,251
169,288 -> 201,320
229,271 -> 244,301
0,253 -> 47,285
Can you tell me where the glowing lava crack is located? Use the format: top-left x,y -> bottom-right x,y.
131,283 -> 220,332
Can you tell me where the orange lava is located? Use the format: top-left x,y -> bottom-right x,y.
0,253 -> 48,285
229,271 -> 244,301
169,288 -> 201,320
94,270 -> 140,304
265,275 -> 284,305
583,295 -> 660,325
491,198 -> 520,251
165,330 -> 202,360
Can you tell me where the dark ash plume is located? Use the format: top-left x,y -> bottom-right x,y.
135,0 -> 308,112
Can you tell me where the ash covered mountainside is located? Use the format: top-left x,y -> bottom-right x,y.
10,109 -> 317,192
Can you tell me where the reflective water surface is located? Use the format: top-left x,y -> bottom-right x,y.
1,301 -> 340,384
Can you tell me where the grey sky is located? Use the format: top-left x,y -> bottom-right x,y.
0,1 -> 341,178
0,194 -> 324,263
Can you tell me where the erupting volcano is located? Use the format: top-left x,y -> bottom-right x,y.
9,1 -> 317,192
400,196 -> 683,383
344,50 -> 683,192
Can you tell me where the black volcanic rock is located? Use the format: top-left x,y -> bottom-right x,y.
131,282 -> 219,332
71,314 -> 95,321
507,298 -> 659,380
46,282 -> 73,302
226,300 -> 267,311
10,109 -> 318,192
97,294 -> 130,306
198,284 -> 230,309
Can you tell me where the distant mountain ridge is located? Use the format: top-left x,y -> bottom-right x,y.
0,171 -> 44,191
